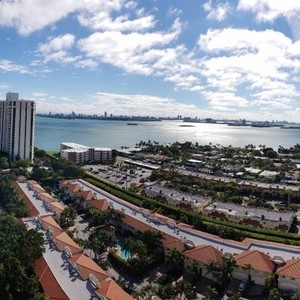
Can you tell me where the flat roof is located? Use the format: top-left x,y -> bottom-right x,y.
205,201 -> 294,222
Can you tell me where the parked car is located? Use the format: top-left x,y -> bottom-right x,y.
238,280 -> 247,293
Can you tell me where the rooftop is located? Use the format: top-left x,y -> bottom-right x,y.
277,259 -> 300,279
234,250 -> 275,273
205,201 -> 294,223
184,245 -> 223,264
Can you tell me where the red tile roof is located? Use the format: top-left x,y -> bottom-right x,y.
86,199 -> 109,211
39,192 -> 55,203
95,279 -> 134,300
14,181 -> 39,217
34,257 -> 68,300
184,245 -> 223,264
77,190 -> 95,201
234,250 -> 275,273
49,201 -> 64,213
52,232 -> 82,255
161,234 -> 185,252
277,259 -> 300,279
67,183 -> 81,194
123,214 -> 155,232
69,253 -> 109,282
39,216 -> 63,233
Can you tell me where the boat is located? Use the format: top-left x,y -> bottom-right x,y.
127,123 -> 138,125
179,124 -> 195,127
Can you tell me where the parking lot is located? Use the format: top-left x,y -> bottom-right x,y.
83,161 -> 152,188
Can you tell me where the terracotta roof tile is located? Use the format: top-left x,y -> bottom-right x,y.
49,201 -> 64,213
161,234 -> 185,252
184,245 -> 223,264
69,253 -> 109,282
123,214 -> 156,233
39,216 -> 63,233
67,183 -> 81,193
86,199 -> 109,211
77,190 -> 95,201
39,192 -> 55,203
34,257 -> 68,300
52,232 -> 82,255
234,250 -> 275,273
95,279 -> 134,300
14,181 -> 39,217
277,259 -> 300,279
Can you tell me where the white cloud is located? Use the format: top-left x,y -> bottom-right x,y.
32,91 -> 208,118
238,0 -> 300,40
203,0 -> 230,22
0,0 -> 124,35
78,12 -> 155,32
197,27 -> 300,112
0,59 -> 30,74
77,18 -> 182,75
37,34 -> 79,64
75,59 -> 99,69
38,34 -> 75,54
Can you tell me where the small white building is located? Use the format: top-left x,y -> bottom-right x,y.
61,142 -> 112,164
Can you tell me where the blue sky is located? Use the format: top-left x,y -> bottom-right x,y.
0,0 -> 300,121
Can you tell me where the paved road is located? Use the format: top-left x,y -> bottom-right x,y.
75,179 -> 300,260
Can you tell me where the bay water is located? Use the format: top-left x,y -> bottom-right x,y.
35,116 -> 300,151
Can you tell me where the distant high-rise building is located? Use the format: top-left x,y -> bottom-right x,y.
104,111 -> 107,118
0,92 -> 36,161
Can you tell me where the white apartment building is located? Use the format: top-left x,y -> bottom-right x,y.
61,142 -> 112,164
0,92 -> 35,161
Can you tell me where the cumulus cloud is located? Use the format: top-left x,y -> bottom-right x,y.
77,18 -> 182,75
37,34 -> 79,63
203,0 -> 230,22
238,0 -> 300,40
197,28 -> 300,112
78,11 -> 156,32
0,0 -> 124,35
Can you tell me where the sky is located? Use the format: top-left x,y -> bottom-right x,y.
1,0 -> 300,121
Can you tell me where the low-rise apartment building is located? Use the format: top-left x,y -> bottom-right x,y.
204,201 -> 295,231
61,142 -> 112,164
143,183 -> 211,211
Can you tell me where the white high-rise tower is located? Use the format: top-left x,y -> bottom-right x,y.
0,92 -> 36,161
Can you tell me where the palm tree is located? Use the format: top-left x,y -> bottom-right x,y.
155,283 -> 176,300
242,263 -> 253,283
219,257 -> 236,289
268,288 -> 281,300
140,229 -> 163,251
292,293 -> 300,300
175,280 -> 197,300
205,257 -> 235,291
60,206 -> 76,228
203,285 -> 217,300
135,284 -> 155,300
228,292 -> 241,300
165,248 -> 184,275
205,260 -> 220,279
265,272 -> 278,291
185,261 -> 201,284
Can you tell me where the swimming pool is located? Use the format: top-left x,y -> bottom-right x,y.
116,241 -> 131,260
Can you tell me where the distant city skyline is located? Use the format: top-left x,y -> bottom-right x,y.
1,1 -> 300,121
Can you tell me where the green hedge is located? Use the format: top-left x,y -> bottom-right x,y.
84,174 -> 300,245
